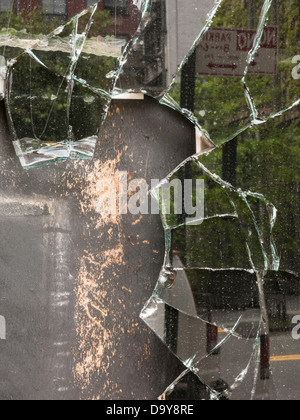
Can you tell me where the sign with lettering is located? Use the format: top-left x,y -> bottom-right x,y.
196,27 -> 278,77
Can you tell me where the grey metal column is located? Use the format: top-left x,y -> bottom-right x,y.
0,96 -> 195,400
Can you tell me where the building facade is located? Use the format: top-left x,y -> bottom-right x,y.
0,0 -> 139,38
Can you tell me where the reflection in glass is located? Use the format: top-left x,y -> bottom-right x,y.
1,0 -> 145,167
138,0 -> 300,400
142,269 -> 299,400
117,0 -> 220,99
142,103 -> 300,399
118,0 -> 300,148
199,111 -> 300,276
0,0 -> 299,401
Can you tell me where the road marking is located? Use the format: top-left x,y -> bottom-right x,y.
216,328 -> 300,363
270,355 -> 300,362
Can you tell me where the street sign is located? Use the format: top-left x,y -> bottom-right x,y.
196,27 -> 278,77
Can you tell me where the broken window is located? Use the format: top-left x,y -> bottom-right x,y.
0,0 -> 146,167
134,0 -> 299,400
0,0 -> 299,400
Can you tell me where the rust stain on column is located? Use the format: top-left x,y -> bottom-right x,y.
65,99 -> 194,399
73,148 -> 128,393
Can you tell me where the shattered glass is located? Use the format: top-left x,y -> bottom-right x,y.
134,0 -> 299,401
143,141 -> 299,398
0,0 -> 147,167
0,0 -> 299,400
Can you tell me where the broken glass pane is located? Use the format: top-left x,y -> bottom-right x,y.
143,101 -> 299,398
153,158 -> 278,273
149,270 -> 298,400
0,0 -> 299,401
199,109 -> 300,275
118,0 -> 300,148
139,0 -> 299,395
117,0 -> 221,98
0,0 -> 146,168
141,295 -> 271,400
155,267 -> 261,337
245,0 -> 300,119
161,0 -> 270,145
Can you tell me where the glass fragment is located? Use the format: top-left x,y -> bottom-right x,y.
0,0 -> 299,401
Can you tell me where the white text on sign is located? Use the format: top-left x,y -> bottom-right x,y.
197,27 -> 278,78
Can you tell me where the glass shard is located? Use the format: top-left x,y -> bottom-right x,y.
155,267 -> 261,338
0,0 -> 299,402
199,109 -> 300,276
141,295 -> 270,399
142,0 -> 300,394
1,1 -> 145,168
117,0 -> 221,98
160,0 -> 272,145
245,0 -> 300,120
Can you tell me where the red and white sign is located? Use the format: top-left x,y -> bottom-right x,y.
196,27 -> 278,77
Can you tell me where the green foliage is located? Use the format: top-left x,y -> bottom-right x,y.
0,6 -> 112,37
79,9 -> 113,38
167,0 -> 300,274
3,5 -> 117,148
0,7 -> 64,35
